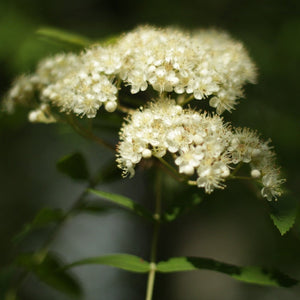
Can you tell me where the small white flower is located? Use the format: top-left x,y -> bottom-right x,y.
251,169 -> 261,178
28,104 -> 56,124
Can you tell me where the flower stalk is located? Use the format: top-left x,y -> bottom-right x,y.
145,172 -> 162,300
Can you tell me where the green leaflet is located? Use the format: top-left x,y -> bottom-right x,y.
269,193 -> 298,235
88,189 -> 154,221
36,28 -> 120,49
57,152 -> 89,181
98,35 -> 120,46
74,201 -> 108,215
231,266 -> 297,287
12,208 -> 64,244
156,257 -> 298,287
66,254 -> 150,273
16,252 -> 82,298
66,254 -> 298,287
37,27 -> 91,47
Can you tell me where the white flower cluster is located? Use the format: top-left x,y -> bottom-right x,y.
229,128 -> 285,201
117,99 -> 284,199
35,53 -> 82,86
3,52 -> 119,120
115,26 -> 257,113
39,53 -> 119,118
3,25 -> 284,200
3,25 -> 257,120
3,74 -> 37,113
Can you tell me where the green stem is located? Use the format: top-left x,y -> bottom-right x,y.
117,103 -> 135,114
67,115 -> 115,151
145,173 -> 162,300
187,180 -> 197,186
157,157 -> 187,182
178,94 -> 194,106
231,162 -> 243,176
157,157 -> 178,176
39,167 -> 106,256
5,269 -> 29,300
38,187 -> 90,256
10,171 -> 102,296
229,175 -> 253,181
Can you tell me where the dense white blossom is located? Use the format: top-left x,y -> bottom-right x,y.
117,99 -> 233,193
35,53 -> 82,87
3,26 -> 285,200
229,128 -> 285,200
42,68 -> 118,118
3,53 -> 119,119
38,53 -> 118,117
3,74 -> 36,113
117,99 -> 284,199
115,26 -> 257,113
3,25 -> 257,119
82,45 -> 123,75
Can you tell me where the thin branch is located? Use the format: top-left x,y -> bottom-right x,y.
117,104 -> 135,114
9,168 -> 105,296
67,115 -> 115,151
228,175 -> 253,181
145,172 -> 162,300
178,94 -> 195,106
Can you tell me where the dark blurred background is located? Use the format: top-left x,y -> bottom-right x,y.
0,0 -> 300,299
